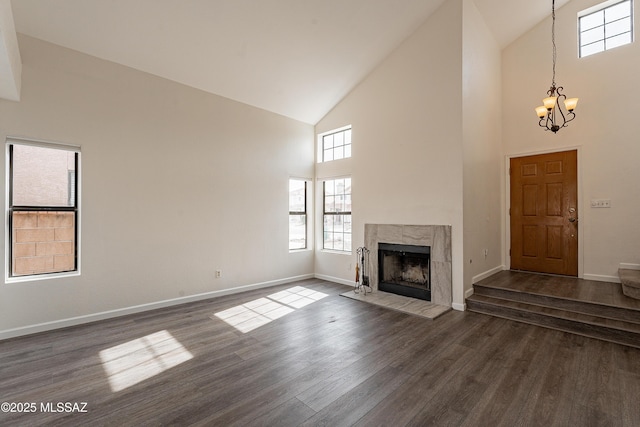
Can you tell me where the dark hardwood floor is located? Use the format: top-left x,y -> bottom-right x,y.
2,277 -> 640,426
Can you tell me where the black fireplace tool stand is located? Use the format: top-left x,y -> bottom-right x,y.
355,247 -> 371,295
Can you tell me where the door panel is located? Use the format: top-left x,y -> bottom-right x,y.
510,150 -> 578,276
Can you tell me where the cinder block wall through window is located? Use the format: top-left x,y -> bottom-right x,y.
12,212 -> 75,276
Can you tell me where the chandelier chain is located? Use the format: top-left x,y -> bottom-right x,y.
551,0 -> 557,87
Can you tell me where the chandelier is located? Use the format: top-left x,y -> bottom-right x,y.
535,0 -> 578,133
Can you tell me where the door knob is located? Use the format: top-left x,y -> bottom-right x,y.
569,217 -> 578,223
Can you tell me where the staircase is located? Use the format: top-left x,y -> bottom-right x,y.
620,268 -> 640,300
466,271 -> 640,349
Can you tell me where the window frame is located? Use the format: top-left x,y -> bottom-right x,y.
579,0 -> 634,57
318,126 -> 352,163
6,138 -> 81,282
322,177 -> 352,253
288,178 -> 308,251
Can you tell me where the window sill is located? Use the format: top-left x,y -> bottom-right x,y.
289,248 -> 312,254
320,249 -> 352,255
6,270 -> 80,284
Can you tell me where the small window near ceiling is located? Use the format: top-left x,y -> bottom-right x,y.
318,126 -> 351,163
289,179 -> 307,250
579,0 -> 633,57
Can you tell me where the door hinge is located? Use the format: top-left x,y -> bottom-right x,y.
509,248 -> 511,256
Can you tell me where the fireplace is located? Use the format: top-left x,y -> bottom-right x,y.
365,224 -> 452,307
378,243 -> 431,301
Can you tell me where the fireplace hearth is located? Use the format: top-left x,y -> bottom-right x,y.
378,243 -> 431,301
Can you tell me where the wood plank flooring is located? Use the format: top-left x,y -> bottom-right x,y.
1,277 -> 640,426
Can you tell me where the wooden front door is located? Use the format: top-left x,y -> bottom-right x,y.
510,150 -> 578,276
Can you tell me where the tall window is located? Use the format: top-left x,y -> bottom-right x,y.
7,140 -> 80,279
289,179 -> 307,250
319,127 -> 351,163
579,0 -> 633,57
323,177 -> 351,252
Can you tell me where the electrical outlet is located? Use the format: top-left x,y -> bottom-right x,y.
215,270 -> 222,278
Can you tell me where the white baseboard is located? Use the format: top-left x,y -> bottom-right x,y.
452,302 -> 466,311
472,265 -> 505,284
583,273 -> 620,283
314,273 -> 354,287
581,264 -> 640,284
464,288 -> 474,299
0,274 -> 314,341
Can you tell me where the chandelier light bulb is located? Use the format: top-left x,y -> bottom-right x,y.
535,106 -> 548,118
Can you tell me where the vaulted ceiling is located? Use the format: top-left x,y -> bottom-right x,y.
6,0 -> 571,124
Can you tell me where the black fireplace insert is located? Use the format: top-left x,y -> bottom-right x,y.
378,243 -> 431,301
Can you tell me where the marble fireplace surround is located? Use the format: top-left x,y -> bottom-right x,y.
364,224 -> 452,307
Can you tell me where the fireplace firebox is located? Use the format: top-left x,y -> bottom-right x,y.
378,243 -> 431,301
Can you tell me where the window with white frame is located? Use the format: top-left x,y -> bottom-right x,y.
323,177 -> 351,252
579,0 -> 633,57
7,140 -> 80,279
319,127 -> 351,163
289,179 -> 307,250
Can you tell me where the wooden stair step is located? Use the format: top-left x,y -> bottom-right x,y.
473,283 -> 640,324
467,294 -> 640,333
467,294 -> 640,349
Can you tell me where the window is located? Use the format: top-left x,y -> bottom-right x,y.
7,140 -> 80,279
579,0 -> 633,57
289,179 -> 307,250
323,177 -> 351,252
319,126 -> 351,163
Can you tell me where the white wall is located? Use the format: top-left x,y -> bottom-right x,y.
0,35 -> 315,337
461,0 -> 504,294
502,0 -> 640,281
315,0 -> 466,307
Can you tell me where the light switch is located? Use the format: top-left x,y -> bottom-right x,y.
590,199 -> 611,208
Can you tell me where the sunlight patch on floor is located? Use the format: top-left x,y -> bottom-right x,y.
99,330 -> 193,392
213,286 -> 328,333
